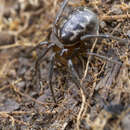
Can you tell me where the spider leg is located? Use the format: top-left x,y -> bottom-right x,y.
53,0 -> 69,36
54,0 -> 69,26
35,43 -> 54,89
29,41 -> 50,53
68,59 -> 81,89
81,34 -> 129,44
48,53 -> 56,103
86,52 -> 122,65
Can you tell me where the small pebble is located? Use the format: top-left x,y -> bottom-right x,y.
111,5 -> 122,15
100,21 -> 106,28
127,30 -> 130,38
121,112 -> 130,130
0,32 -> 15,46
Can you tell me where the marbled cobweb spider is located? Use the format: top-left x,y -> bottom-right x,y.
33,0 -> 129,103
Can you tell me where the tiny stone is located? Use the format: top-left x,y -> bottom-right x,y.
127,30 -> 130,38
121,113 -> 130,130
17,81 -> 26,88
111,5 -> 122,15
100,21 -> 106,28
0,99 -> 20,112
0,32 -> 15,46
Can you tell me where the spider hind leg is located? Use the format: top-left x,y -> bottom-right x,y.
48,53 -> 57,103
34,43 -> 54,91
68,59 -> 81,89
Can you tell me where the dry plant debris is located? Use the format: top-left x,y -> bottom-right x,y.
0,0 -> 130,129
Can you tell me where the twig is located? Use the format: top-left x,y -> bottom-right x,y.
0,112 -> 30,127
100,14 -> 130,21
11,79 -> 55,106
76,87 -> 86,130
76,37 -> 98,130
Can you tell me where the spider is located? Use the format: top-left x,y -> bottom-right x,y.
33,0 -> 128,103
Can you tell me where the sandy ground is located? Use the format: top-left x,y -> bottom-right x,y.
0,0 -> 130,129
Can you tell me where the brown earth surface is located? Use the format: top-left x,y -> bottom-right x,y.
0,0 -> 130,130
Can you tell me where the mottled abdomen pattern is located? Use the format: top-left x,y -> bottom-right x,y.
58,7 -> 99,45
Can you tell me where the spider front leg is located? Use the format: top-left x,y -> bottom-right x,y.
48,53 -> 56,103
54,0 -> 69,26
35,43 -> 54,90
86,52 -> 122,65
81,33 -> 129,65
68,59 -> 81,89
81,34 -> 129,44
30,41 -> 50,52
53,0 -> 69,34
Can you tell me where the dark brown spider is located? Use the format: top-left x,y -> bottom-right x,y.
33,0 -> 128,103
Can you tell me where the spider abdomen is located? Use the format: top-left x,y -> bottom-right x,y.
58,7 -> 99,46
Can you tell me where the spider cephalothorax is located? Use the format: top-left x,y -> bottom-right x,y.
33,0 -> 128,103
